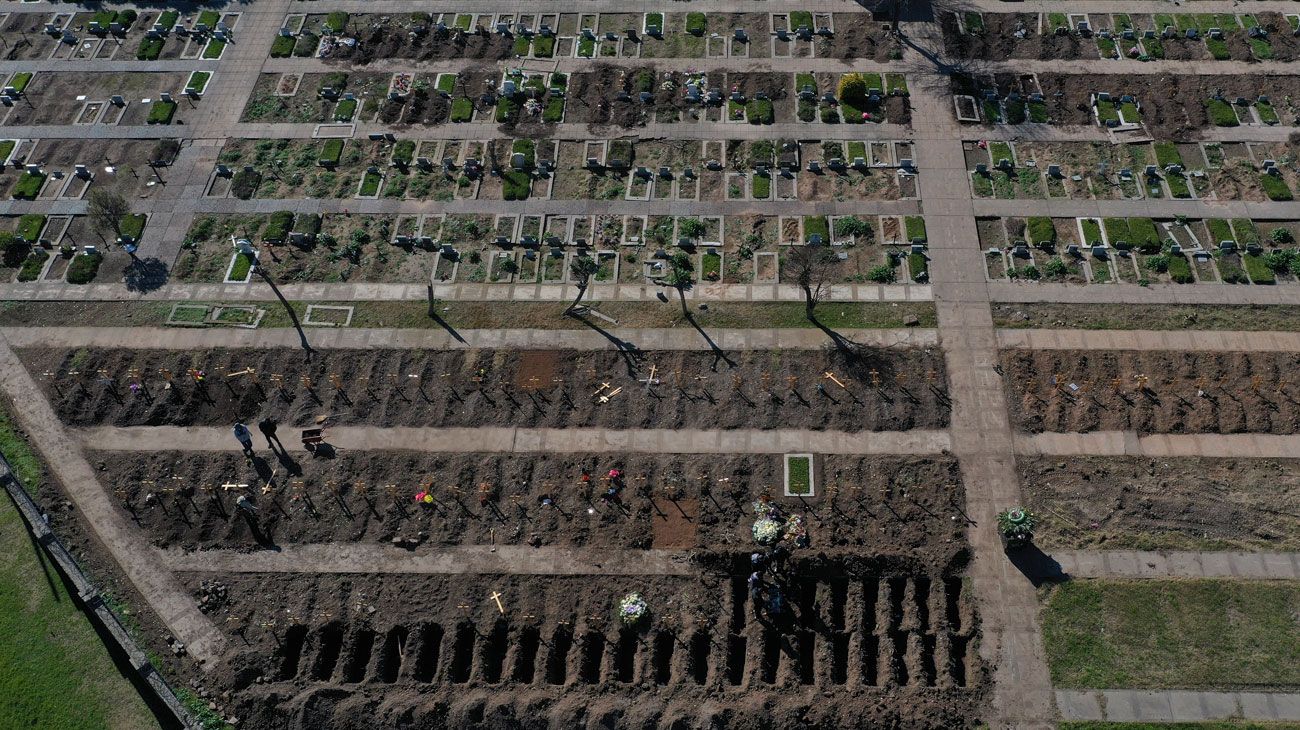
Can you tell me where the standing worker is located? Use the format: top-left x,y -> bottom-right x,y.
258,417 -> 280,450
232,422 -> 254,457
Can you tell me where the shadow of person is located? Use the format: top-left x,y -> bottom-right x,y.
306,442 -> 337,460
1006,543 -> 1068,587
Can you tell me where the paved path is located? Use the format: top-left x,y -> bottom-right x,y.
1057,689 -> 1300,723
0,330 -> 226,668
1048,550 -> 1300,580
164,543 -> 693,575
0,279 -> 933,303
77,425 -> 953,456
1,326 -> 939,351
909,21 -> 1057,727
1014,431 -> 1300,459
998,328 -> 1300,352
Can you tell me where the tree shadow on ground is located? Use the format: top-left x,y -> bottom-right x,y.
121,257 -> 168,293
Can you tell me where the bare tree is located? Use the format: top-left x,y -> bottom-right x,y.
566,254 -> 599,314
659,252 -> 696,318
788,243 -> 839,321
87,188 -> 130,240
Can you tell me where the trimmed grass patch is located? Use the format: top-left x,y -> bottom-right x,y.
66,252 -> 102,284
1042,579 -> 1300,690
147,100 -> 177,125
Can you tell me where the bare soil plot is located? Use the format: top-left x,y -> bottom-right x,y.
1019,456 -> 1300,551
23,347 -> 951,432
1001,349 -> 1300,434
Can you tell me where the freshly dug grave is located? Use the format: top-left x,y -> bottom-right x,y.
1001,349 -> 1300,434
818,14 -> 899,62
1019,456 -> 1300,552
941,13 -> 1091,60
188,560 -> 985,729
22,346 -> 951,432
95,450 -> 965,558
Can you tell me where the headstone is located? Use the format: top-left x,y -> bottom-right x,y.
734,28 -> 748,42
1047,164 -> 1062,178
975,162 -> 988,174
683,167 -> 695,179
280,26 -> 294,37
1091,244 -> 1108,258
796,26 -> 813,41
1185,28 -> 1198,39
216,163 -> 231,176
25,164 -> 41,175
160,92 -> 173,104
44,23 -> 58,34
705,159 -> 722,171
582,27 -> 596,40
511,152 -> 527,170
658,166 -> 671,178
1219,240 -> 1235,251
807,160 -> 822,173
496,22 -> 510,35
586,157 -> 602,170
74,164 -> 90,178
775,29 -> 790,41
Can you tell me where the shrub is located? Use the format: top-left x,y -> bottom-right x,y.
1168,254 -> 1194,283
293,213 -> 321,242
1260,173 -> 1293,201
147,100 -> 177,124
678,218 -> 706,238
332,98 -> 357,121
502,171 -> 531,201
325,12 -> 349,33
542,96 -> 564,123
835,216 -> 872,239
1272,227 -> 1294,244
867,264 -> 896,283
904,216 -> 927,242
16,249 -> 46,281
1264,250 -> 1296,273
293,31 -> 319,57
137,36 -> 164,60
11,172 -> 44,200
908,253 -> 929,282
16,214 -> 45,242
318,139 -> 344,166
66,252 -> 102,285
1027,217 -> 1056,245
391,140 -> 416,166
263,211 -> 295,243
270,35 -> 295,57
118,214 -> 146,242
1244,254 -> 1275,284
1144,253 -> 1170,273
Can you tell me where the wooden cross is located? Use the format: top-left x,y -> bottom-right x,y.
823,371 -> 846,389
489,591 -> 505,614
639,365 -> 659,389
598,386 -> 622,403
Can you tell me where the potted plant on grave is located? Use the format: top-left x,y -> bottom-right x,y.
997,507 -> 1037,551
618,592 -> 648,625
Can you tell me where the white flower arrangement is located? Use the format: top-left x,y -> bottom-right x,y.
752,518 -> 782,545
618,592 -> 648,625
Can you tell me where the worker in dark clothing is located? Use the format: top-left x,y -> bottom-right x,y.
258,417 -> 282,451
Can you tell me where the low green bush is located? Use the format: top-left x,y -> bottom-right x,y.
502,171 -> 531,201
867,264 -> 896,283
542,97 -> 564,123
1168,254 -> 1194,283
1260,173 -> 1293,201
293,32 -> 319,57
231,168 -> 260,200
270,35 -> 295,57
11,172 -> 44,200
686,12 -> 707,35
908,253 -> 929,282
147,100 -> 177,125
359,170 -> 383,197
1027,217 -> 1056,245
318,139 -> 344,166
745,99 -> 774,124
1244,253 -> 1275,283
263,211 -> 295,243
66,252 -> 102,285
450,98 -> 474,122
391,140 -> 416,166
325,12 -> 349,33
137,37 -> 164,60
332,98 -> 357,122
118,214 -> 146,242
16,214 -> 45,242
16,249 -> 46,281
158,10 -> 179,29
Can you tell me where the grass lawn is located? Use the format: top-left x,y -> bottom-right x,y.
0,410 -> 160,730
1042,579 -> 1300,690
785,455 -> 811,495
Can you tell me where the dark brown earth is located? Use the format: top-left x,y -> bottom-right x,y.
1000,349 -> 1300,434
1018,456 -> 1300,552
190,559 -> 985,729
21,347 -> 951,432
94,450 -> 966,556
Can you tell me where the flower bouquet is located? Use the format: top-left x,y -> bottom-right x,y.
618,592 -> 648,625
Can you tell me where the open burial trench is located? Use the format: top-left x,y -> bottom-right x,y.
20,346 -> 951,432
210,564 -> 983,727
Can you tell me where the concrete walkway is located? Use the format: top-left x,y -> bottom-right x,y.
998,329 -> 1300,352
2,326 -> 938,351
1057,689 -> 1300,723
1014,431 -> 1300,459
0,279 -> 932,304
77,425 -> 953,456
163,543 -> 693,576
1048,550 -> 1300,580
0,331 -> 227,668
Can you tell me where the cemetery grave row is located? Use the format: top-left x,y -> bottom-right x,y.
98,449 -> 960,554
0,71 -> 204,127
21,345 -> 952,432
0,212 -> 141,285
965,139 -> 1297,202
0,8 -> 237,61
1002,348 -> 1300,434
270,11 -> 899,62
243,69 -> 911,127
183,567 -> 981,729
1,137 -> 179,202
943,11 -> 1300,62
978,215 -> 1300,285
951,72 -> 1300,133
176,211 -> 929,287
208,137 -> 918,204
